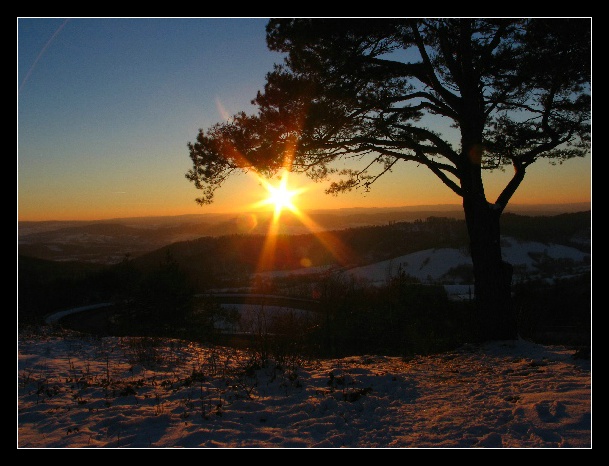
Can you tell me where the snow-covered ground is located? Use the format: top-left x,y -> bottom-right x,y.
254,237 -> 589,297
18,330 -> 591,448
347,237 -> 589,287
348,248 -> 471,286
500,237 -> 589,269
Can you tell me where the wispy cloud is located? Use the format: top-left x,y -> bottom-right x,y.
19,19 -> 69,94
215,97 -> 231,121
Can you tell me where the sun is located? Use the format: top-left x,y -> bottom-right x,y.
267,177 -> 296,213
248,169 -> 351,274
258,172 -> 303,215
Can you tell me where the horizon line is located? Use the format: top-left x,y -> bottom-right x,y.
17,201 -> 592,224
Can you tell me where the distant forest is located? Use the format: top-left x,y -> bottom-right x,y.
19,211 -> 590,324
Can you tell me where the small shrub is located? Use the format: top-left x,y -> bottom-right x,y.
122,337 -> 165,366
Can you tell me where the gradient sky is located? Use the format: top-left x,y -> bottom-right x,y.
18,18 -> 591,221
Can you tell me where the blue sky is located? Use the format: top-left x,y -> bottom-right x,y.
19,18 -> 285,220
17,18 -> 591,221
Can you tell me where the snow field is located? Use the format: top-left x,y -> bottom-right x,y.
18,332 -> 591,448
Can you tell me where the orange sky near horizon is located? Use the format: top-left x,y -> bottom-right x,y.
18,153 -> 591,222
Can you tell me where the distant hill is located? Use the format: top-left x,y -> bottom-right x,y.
501,211 -> 591,248
18,255 -> 104,281
18,210 -> 591,323
18,203 -> 590,264
129,211 -> 590,290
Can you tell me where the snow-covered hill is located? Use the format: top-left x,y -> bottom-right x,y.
348,248 -> 471,286
348,237 -> 588,286
254,237 -> 589,298
17,331 -> 591,448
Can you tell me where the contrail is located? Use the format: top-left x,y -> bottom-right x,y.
18,19 -> 69,94
215,97 -> 231,121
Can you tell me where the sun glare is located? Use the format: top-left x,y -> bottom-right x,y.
248,169 -> 353,274
258,172 -> 302,215
267,177 -> 296,213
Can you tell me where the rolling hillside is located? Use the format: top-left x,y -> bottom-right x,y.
18,211 -> 590,323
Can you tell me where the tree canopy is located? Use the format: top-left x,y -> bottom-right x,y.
187,18 -> 590,210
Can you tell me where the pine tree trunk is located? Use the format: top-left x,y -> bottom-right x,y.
463,196 -> 518,341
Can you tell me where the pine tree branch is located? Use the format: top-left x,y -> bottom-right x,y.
495,162 -> 526,211
410,21 -> 462,111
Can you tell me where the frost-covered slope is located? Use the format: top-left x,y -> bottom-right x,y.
344,236 -> 589,287
348,248 -> 471,285
18,332 -> 591,448
254,237 -> 588,288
